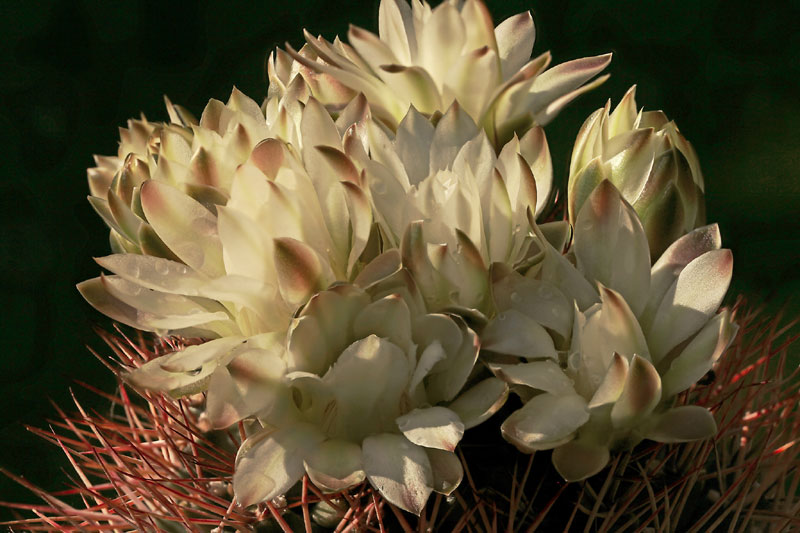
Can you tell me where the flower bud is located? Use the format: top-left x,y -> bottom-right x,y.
568,86 -> 705,259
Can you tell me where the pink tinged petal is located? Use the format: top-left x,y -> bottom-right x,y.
587,352 -> 629,409
605,129 -> 656,205
501,393 -> 590,452
303,440 -> 366,493
379,65 -> 443,115
574,180 -> 651,316
607,85 -> 638,134
341,181 -> 373,274
661,310 -> 738,398
487,52 -> 552,144
491,361 -> 574,396
447,377 -> 509,430
99,275 -> 229,330
552,440 -> 610,482
78,277 -> 186,334
528,54 -> 613,121
485,168 -> 514,262
444,46 -> 500,121
95,254 -> 206,295
395,106 -> 435,186
424,320 -> 480,405
646,249 -> 733,361
106,189 -> 143,244
206,347 -> 287,429
273,237 -> 332,308
401,222 -> 450,308
491,270 -> 572,338
217,206 -> 275,284
461,0 -> 498,53
248,138 -> 285,180
533,224 -> 599,311
287,315 -> 329,375
538,220 -> 571,254
519,126 -> 552,216
610,355 -> 662,429
482,311 -> 557,360
315,145 -> 360,185
140,180 -> 225,278
418,2 -> 466,88
494,11 -> 535,79
362,433 -> 434,515
233,423 -> 326,508
88,196 -> 131,245
125,337 -> 245,396
644,406 -> 717,443
125,355 -> 215,397
354,249 -> 402,288
581,286 -> 650,371
324,336 -> 412,440
567,156 -> 611,226
397,407 -> 465,452
641,223 -> 722,332
378,0 -> 415,64
425,448 -> 463,495
354,294 -> 413,351
348,24 -> 399,74
429,102 -> 480,173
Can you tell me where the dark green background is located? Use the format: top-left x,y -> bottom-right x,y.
1,0 -> 798,515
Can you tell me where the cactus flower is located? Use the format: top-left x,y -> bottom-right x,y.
274,0 -> 611,147
567,86 -> 706,259
488,180 -> 736,480
230,272 -> 507,514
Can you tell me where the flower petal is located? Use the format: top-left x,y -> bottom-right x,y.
587,352 -> 629,409
447,377 -> 508,430
640,224 -> 722,332
661,309 -> 737,398
551,440 -> 610,482
304,439 -> 366,492
397,407 -> 465,452
494,11 -> 535,78
501,393 -> 589,452
362,433 -> 434,515
491,361 -> 574,396
646,249 -> 733,361
482,310 -> 557,359
644,406 -> 717,443
140,180 -> 225,278
610,355 -> 662,429
574,180 -> 651,316
233,423 -> 325,508
425,448 -> 463,495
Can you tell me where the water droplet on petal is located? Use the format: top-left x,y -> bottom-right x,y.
155,261 -> 170,275
510,292 -> 521,304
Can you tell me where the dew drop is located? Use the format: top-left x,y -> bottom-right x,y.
191,216 -> 217,237
155,261 -> 170,275
510,292 -> 521,304
497,313 -> 507,321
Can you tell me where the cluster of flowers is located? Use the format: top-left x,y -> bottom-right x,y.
80,0 -> 735,516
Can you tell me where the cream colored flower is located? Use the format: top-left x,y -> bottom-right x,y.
356,102 -> 552,313
80,94 -> 375,388
230,270 -> 507,514
487,181 -> 736,480
274,0 -> 610,146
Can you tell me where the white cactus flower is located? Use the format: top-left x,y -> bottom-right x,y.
230,269 -> 507,514
79,93 -> 378,398
568,86 -> 706,259
87,88 -> 301,258
274,0 -> 611,147
355,102 -> 552,313
488,180 -> 736,481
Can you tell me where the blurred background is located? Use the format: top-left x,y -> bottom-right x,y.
1,0 -> 798,513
